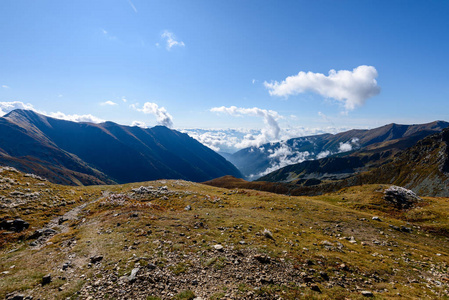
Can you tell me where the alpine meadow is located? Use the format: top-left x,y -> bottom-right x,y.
1,1 -> 449,299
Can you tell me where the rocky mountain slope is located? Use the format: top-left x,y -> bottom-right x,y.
2,167 -> 449,299
0,110 -> 242,185
227,121 -> 449,179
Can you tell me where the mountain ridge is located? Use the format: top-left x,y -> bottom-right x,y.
0,109 -> 242,185
227,120 -> 449,179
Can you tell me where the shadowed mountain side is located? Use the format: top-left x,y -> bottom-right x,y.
228,121 -> 449,179
0,117 -> 113,185
206,128 -> 449,197
0,110 -> 242,185
258,129 -> 442,183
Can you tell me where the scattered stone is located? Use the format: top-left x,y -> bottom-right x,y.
42,274 -> 52,285
6,294 -> 25,300
302,273 -> 314,283
400,226 -> 412,233
29,228 -> 57,239
262,228 -> 275,241
62,262 -> 71,270
310,284 -> 321,292
0,218 -> 29,232
306,259 -> 314,266
320,271 -> 329,281
348,236 -> 357,244
260,276 -> 274,284
128,268 -> 140,283
213,244 -> 224,251
361,290 -> 374,297
254,254 -> 271,264
185,205 -> 192,211
389,225 -> 401,231
372,216 -> 381,221
90,255 -> 103,264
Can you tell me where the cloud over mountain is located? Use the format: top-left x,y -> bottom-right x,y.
210,106 -> 282,148
47,112 -> 105,123
0,101 -> 35,116
132,102 -> 174,128
264,65 -> 380,111
0,101 -> 105,123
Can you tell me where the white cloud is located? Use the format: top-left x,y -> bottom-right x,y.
211,106 -> 283,148
264,65 -> 380,111
0,101 -> 35,116
249,141 -> 311,179
316,150 -> 331,159
132,102 -> 174,128
0,101 -> 105,124
47,112 -> 105,123
100,100 -> 118,106
183,130 -> 238,152
2,85 -> 9,89
338,141 -> 353,152
184,125 -> 349,153
161,31 -> 185,50
131,121 -> 147,128
122,98 -> 127,103
338,137 -> 360,153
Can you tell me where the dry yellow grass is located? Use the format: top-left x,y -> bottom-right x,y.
1,172 -> 449,299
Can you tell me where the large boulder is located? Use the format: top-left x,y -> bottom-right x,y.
383,185 -> 422,209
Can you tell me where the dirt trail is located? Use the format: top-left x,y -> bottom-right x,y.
29,191 -> 109,249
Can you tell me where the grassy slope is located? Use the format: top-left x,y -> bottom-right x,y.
1,169 -> 449,299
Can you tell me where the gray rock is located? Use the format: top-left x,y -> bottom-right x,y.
348,236 -> 357,244
400,226 -> 412,233
62,262 -> 71,270
361,290 -> 374,297
0,219 -> 29,232
310,284 -> 321,292
128,268 -> 140,283
372,216 -> 381,221
254,254 -> 270,264
184,205 -> 191,211
42,274 -> 52,285
90,255 -> 103,264
29,228 -> 57,239
384,185 -> 421,209
213,244 -> 224,251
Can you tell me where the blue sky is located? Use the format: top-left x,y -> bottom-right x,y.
1,0 -> 449,152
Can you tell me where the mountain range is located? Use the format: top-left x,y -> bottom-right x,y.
227,121 -> 449,179
0,109 -> 242,185
206,126 -> 449,197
